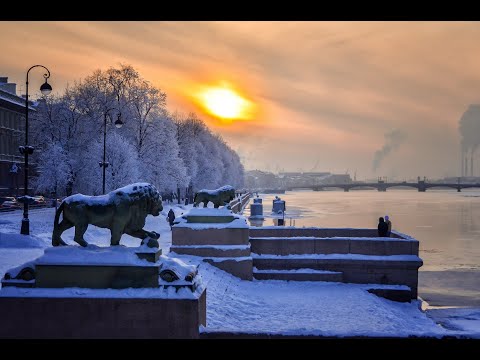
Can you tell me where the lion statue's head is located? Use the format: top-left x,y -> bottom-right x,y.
115,182 -> 164,217
113,183 -> 163,226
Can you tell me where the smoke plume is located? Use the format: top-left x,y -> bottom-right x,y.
459,105 -> 480,152
372,129 -> 407,172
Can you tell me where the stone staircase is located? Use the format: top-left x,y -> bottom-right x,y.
249,228 -> 423,300
170,199 -> 253,280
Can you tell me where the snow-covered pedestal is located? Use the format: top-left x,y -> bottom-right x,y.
171,208 -> 253,280
0,245 -> 206,338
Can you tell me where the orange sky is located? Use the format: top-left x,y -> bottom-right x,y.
2,21 -> 480,179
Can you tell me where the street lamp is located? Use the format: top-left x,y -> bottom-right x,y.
99,111 -> 123,194
19,65 -> 52,235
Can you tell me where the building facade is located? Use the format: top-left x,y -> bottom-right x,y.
0,77 -> 35,197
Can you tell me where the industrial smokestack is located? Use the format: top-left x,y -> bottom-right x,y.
459,105 -> 480,177
465,156 -> 469,178
471,149 -> 474,177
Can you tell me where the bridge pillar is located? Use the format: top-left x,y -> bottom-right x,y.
457,187 -> 461,192
418,180 -> 426,192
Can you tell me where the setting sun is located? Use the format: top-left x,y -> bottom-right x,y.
201,87 -> 252,120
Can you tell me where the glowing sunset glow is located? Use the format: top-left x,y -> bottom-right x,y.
201,87 -> 252,120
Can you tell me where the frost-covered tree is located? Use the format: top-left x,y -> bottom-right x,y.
76,132 -> 142,195
30,90 -> 91,196
193,139 -> 222,190
33,143 -> 72,196
215,135 -> 245,189
172,112 -> 200,186
172,112 -> 244,191
30,64 -> 245,196
125,78 -> 167,159
141,115 -> 189,192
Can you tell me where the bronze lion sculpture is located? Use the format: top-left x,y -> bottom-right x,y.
52,183 -> 163,247
193,185 -> 236,208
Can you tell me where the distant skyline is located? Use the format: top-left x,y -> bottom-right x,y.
1,21 -> 480,179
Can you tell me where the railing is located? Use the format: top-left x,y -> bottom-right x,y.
229,193 -> 251,214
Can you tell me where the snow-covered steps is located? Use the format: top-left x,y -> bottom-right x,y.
171,208 -> 252,280
253,267 -> 343,282
252,253 -> 422,298
170,244 -> 251,258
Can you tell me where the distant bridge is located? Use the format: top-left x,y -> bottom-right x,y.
283,181 -> 480,192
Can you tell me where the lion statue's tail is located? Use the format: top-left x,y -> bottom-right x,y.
52,201 -> 67,246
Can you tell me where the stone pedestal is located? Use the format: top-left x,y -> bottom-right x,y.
0,245 -> 206,338
0,289 -> 206,339
172,208 -> 253,280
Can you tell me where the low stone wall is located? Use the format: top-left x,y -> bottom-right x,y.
250,227 -> 402,238
0,289 -> 206,339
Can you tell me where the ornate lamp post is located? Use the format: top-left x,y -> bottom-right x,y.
99,110 -> 123,194
19,65 -> 52,235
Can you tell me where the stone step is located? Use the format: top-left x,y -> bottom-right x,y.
366,286 -> 412,302
252,254 -> 421,298
252,254 -> 423,270
249,237 -> 419,256
170,245 -> 251,258
253,268 -> 343,282
203,257 -> 253,281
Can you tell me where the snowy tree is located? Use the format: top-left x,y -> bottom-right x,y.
125,78 -> 167,159
76,132 -> 142,195
172,112 -> 200,186
172,111 -> 245,191
30,64 -> 245,196
141,115 -> 189,193
30,90 -> 91,195
32,143 -> 72,196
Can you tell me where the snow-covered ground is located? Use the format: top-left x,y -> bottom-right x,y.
0,206 -> 479,338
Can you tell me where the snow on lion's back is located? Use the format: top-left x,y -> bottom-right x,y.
198,185 -> 234,196
63,183 -> 159,206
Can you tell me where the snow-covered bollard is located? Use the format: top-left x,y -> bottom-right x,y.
249,202 -> 264,219
272,198 -> 286,214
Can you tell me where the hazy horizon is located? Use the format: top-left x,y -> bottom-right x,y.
2,21 -> 480,180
